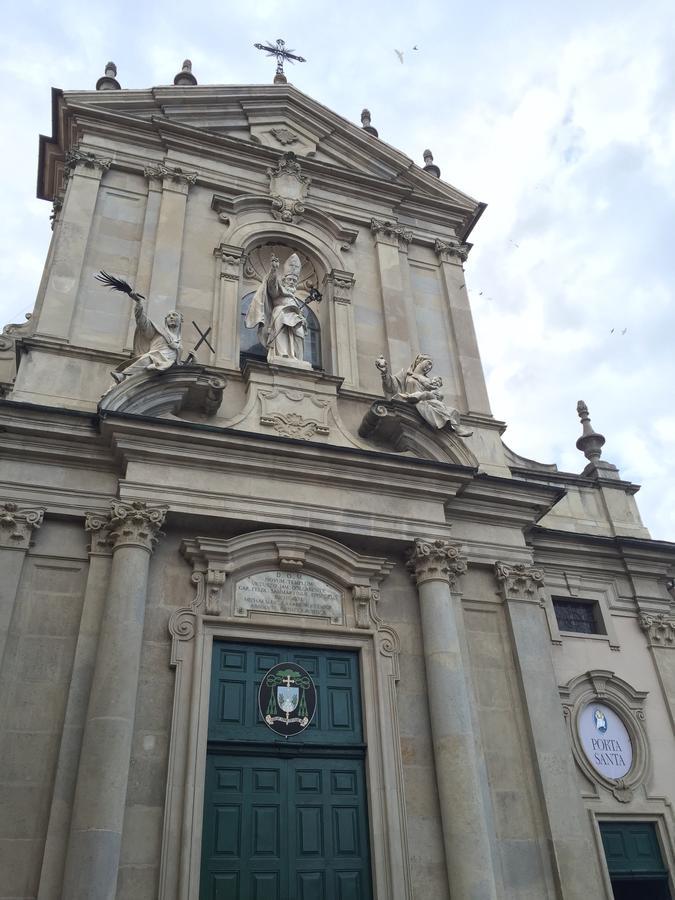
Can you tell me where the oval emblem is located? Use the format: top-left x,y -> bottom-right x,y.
258,662 -> 317,737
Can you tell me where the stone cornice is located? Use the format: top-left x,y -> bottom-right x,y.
495,561 -> 545,604
109,500 -> 168,552
0,501 -> 44,550
407,538 -> 467,589
639,612 -> 675,648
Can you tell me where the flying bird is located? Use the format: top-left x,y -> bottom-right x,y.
621,328 -> 627,335
394,49 -> 404,63
413,45 -> 419,50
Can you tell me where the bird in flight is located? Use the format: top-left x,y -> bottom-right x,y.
413,45 -> 419,50
394,49 -> 404,63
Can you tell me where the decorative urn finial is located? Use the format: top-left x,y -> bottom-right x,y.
96,61 -> 121,91
174,59 -> 198,86
576,400 -> 606,463
361,109 -> 379,137
423,149 -> 441,178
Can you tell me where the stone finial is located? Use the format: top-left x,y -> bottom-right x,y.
423,149 -> 441,178
361,109 -> 379,137
576,400 -> 605,463
174,59 -> 198,86
96,61 -> 121,91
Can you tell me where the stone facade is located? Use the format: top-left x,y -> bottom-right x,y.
0,75 -> 673,900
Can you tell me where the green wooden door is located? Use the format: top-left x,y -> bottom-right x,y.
201,641 -> 372,900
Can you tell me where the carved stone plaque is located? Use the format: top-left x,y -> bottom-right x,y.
235,570 -> 343,623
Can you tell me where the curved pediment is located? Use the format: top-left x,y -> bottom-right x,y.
98,366 -> 226,418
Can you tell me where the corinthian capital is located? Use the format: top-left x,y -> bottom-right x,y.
434,239 -> 470,263
0,501 -> 44,550
64,148 -> 112,178
84,510 -> 115,556
407,538 -> 467,588
639,612 -> 675,648
370,218 -> 413,249
109,500 -> 168,552
495,561 -> 545,603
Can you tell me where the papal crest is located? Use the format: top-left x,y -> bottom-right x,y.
258,662 -> 317,737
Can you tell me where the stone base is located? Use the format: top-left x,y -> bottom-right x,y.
266,353 -> 312,370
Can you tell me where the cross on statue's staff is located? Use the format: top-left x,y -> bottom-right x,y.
254,38 -> 306,84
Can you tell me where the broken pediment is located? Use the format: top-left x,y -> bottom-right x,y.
98,366 -> 226,419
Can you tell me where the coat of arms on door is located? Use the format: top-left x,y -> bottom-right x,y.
258,663 -> 317,737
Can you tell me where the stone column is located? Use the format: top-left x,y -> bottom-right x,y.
639,613 -> 675,731
144,164 -> 197,324
0,501 -> 44,671
324,269 -> 358,387
495,562 -> 606,900
408,538 -> 498,900
213,243 -> 245,369
36,149 -> 111,339
371,219 -> 418,373
37,513 -> 114,900
61,500 -> 167,900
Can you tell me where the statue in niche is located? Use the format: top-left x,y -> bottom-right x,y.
375,353 -> 472,435
95,272 -> 184,388
245,251 -> 312,369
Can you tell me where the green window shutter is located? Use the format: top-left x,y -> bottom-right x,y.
600,822 -> 668,876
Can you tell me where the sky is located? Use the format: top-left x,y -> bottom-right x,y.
1,0 -> 674,541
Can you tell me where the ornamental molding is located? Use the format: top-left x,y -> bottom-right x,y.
407,538 -> 467,589
215,243 -> 245,281
370,218 -> 413,249
267,151 -> 310,186
143,164 -> 198,185
270,194 -> 305,223
495,561 -> 545,604
0,501 -> 44,550
560,669 -> 649,803
434,238 -> 470,263
270,127 -> 299,146
639,612 -> 675,648
109,500 -> 168,552
64,148 -> 112,178
259,411 -> 330,439
325,269 -> 355,304
172,530 -> 396,661
84,510 -> 115,556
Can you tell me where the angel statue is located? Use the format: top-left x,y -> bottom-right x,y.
245,251 -> 312,368
95,272 -> 183,388
375,352 -> 472,436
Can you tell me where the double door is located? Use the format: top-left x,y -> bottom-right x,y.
200,641 -> 373,900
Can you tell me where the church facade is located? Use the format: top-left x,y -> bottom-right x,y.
0,63 -> 673,900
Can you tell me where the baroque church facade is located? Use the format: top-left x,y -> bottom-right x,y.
0,60 -> 673,900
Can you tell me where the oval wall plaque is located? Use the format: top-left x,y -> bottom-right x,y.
578,702 -> 633,779
258,662 -> 317,738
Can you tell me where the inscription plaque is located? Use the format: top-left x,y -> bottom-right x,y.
235,570 -> 343,623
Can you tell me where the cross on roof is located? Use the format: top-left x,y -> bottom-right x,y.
254,38 -> 306,84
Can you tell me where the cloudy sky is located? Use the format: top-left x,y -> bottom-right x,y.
2,0 -> 674,540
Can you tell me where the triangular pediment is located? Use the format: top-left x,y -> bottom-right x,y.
40,83 -> 482,230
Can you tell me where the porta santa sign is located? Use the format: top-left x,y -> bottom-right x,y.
578,702 -> 633,779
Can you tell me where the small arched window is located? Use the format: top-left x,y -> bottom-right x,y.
239,291 -> 322,370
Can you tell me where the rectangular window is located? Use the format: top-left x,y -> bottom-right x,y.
552,598 -> 605,635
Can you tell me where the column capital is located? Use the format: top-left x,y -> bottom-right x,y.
0,501 -> 44,550
434,238 -> 470,264
495,561 -> 545,603
639,612 -> 675,648
109,500 -> 168,552
407,538 -> 467,588
325,269 -> 356,304
370,218 -> 413,250
84,510 -> 115,556
144,163 -> 198,191
64,147 -> 112,180
215,243 -> 245,281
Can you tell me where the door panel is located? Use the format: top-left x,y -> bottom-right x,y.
202,642 -> 372,900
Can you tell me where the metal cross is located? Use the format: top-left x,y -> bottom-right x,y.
192,321 -> 214,354
282,675 -> 294,688
254,39 -> 306,83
